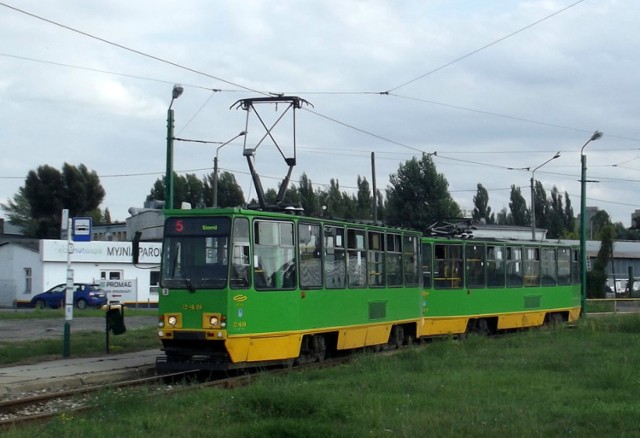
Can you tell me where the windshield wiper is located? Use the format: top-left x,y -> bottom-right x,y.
182,276 -> 196,293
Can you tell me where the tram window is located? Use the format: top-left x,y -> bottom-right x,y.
324,226 -> 346,288
434,243 -> 463,289
541,248 -> 557,286
465,244 -> 486,288
486,245 -> 505,287
506,246 -> 523,287
368,231 -> 385,287
524,247 -> 540,287
403,235 -> 419,286
347,228 -> 367,288
557,248 -> 571,285
299,223 -> 322,288
230,218 -> 250,289
253,220 -> 296,290
421,242 -> 433,288
384,234 -> 401,286
571,249 -> 580,284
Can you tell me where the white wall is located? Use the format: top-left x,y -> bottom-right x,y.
0,244 -> 42,307
6,240 -> 162,307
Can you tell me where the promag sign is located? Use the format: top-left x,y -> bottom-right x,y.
100,279 -> 137,303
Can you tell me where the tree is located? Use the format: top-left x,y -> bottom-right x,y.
355,176 -> 372,220
2,163 -> 105,238
472,183 -> 495,224
297,173 -> 317,215
385,153 -> 461,230
590,210 -> 611,240
532,180 -> 548,230
508,185 -> 529,227
545,186 -> 564,239
496,207 -> 509,225
211,171 -> 245,208
563,192 -> 575,234
1,187 -> 38,236
587,222 -> 615,298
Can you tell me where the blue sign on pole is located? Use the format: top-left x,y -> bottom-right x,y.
72,217 -> 92,242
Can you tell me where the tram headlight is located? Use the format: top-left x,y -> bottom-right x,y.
209,316 -> 219,326
168,316 -> 178,326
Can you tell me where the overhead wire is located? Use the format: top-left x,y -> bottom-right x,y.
384,0 -> 587,93
0,2 -> 268,96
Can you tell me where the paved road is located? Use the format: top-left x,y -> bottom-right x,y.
0,313 -> 156,342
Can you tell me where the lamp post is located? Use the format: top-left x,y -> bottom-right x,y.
530,152 -> 560,241
212,131 -> 247,207
165,84 -> 184,210
580,130 -> 603,316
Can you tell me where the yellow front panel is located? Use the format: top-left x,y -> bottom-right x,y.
226,338 -> 250,363
420,317 -> 468,336
246,335 -> 302,361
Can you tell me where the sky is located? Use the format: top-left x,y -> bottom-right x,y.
1,0 -> 638,228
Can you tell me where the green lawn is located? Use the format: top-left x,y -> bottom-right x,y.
6,314 -> 640,437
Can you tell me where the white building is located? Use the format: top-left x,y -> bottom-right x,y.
0,239 -> 162,308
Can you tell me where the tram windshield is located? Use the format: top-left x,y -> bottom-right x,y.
161,217 -> 231,290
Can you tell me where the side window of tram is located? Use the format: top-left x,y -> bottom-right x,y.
465,244 -> 486,288
230,218 -> 250,289
541,248 -> 557,286
434,244 -> 463,289
421,243 -> 433,288
486,245 -> 505,287
384,233 -> 401,287
557,247 -> 571,285
524,247 -> 540,287
324,226 -> 346,288
347,229 -> 367,288
403,235 -> 419,287
506,246 -> 523,287
253,220 -> 296,290
299,223 -> 322,288
368,231 -> 385,287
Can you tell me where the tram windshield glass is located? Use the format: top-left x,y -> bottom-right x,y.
161,217 -> 231,290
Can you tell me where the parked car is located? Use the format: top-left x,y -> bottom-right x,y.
30,283 -> 108,309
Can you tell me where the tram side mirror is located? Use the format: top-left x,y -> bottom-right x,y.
106,305 -> 126,335
132,231 -> 142,264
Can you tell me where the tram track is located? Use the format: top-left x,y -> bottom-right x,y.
0,355 -> 354,430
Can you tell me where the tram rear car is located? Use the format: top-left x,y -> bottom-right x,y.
419,237 -> 581,337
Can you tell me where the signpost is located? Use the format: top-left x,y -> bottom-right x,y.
63,216 -> 93,358
63,218 -> 73,358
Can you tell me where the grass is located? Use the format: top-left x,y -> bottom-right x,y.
5,314 -> 640,437
0,327 -> 160,365
0,308 -> 159,365
0,307 -> 156,320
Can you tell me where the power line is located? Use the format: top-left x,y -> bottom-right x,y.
0,2 -> 267,95
385,0 -> 586,93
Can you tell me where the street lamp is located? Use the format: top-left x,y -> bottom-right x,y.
212,131 -> 247,207
165,84 -> 184,210
530,152 -> 560,241
580,130 -> 603,316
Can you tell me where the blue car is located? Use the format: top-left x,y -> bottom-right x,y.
31,283 -> 108,309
